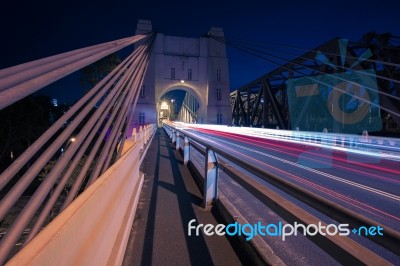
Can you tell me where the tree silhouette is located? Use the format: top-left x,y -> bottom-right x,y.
0,95 -> 52,172
80,53 -> 121,94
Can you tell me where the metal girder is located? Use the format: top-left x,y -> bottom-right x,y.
230,35 -> 400,131
264,80 -> 287,129
230,39 -> 343,129
230,78 -> 288,128
362,34 -> 400,127
237,92 -> 247,125
250,88 -> 263,125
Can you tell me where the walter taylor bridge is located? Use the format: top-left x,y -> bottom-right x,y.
0,20 -> 399,265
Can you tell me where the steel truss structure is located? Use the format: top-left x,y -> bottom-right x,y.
230,33 -> 400,130
178,91 -> 200,123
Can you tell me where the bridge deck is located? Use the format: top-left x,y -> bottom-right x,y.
122,129 -> 242,265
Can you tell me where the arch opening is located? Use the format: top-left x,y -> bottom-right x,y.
158,87 -> 201,125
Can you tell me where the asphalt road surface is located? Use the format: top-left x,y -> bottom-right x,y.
179,126 -> 400,265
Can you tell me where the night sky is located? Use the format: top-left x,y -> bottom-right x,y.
1,0 -> 399,103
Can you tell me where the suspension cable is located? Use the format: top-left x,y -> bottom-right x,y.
212,35 -> 400,119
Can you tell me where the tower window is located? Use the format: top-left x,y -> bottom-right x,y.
217,69 -> 221,81
216,88 -> 222,101
188,68 -> 192,80
171,68 -> 175,80
139,112 -> 145,125
217,113 -> 222,124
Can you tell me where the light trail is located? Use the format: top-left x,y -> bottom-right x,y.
199,130 -> 400,201
185,123 -> 400,162
191,127 -> 400,181
181,128 -> 400,224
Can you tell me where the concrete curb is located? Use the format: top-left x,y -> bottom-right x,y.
187,159 -> 285,266
216,192 -> 285,266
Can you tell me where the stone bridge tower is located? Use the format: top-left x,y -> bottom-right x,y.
133,20 -> 231,126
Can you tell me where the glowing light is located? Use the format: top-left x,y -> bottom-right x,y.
181,123 -> 400,162
180,126 -> 400,222
160,101 -> 169,110
180,80 -> 185,83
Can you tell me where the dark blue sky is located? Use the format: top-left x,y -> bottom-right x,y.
1,0 -> 399,103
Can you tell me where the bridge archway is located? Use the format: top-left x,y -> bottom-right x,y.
157,85 -> 204,125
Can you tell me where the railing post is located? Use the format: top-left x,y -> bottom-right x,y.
172,129 -> 176,143
142,126 -> 146,145
203,148 -> 218,209
149,125 -> 152,140
184,136 -> 190,165
322,128 -> 328,145
139,127 -> 144,150
176,131 -> 180,150
132,128 -> 137,143
148,125 -> 151,142
144,126 -> 148,144
146,126 -> 149,142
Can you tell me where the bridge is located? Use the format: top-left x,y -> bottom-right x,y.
0,20 -> 399,265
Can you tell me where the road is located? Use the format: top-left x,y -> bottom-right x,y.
176,125 -> 400,265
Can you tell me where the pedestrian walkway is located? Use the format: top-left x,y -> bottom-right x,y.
122,129 -> 242,265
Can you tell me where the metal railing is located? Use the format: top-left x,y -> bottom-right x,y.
186,124 -> 400,160
163,122 -> 400,265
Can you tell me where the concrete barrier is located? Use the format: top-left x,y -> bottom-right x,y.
6,134 -> 146,266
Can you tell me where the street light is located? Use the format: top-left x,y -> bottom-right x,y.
61,137 -> 76,154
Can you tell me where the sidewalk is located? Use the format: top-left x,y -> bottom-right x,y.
122,129 -> 242,266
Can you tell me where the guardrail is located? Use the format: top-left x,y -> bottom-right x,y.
184,124 -> 400,161
5,124 -> 157,266
163,122 -> 400,265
